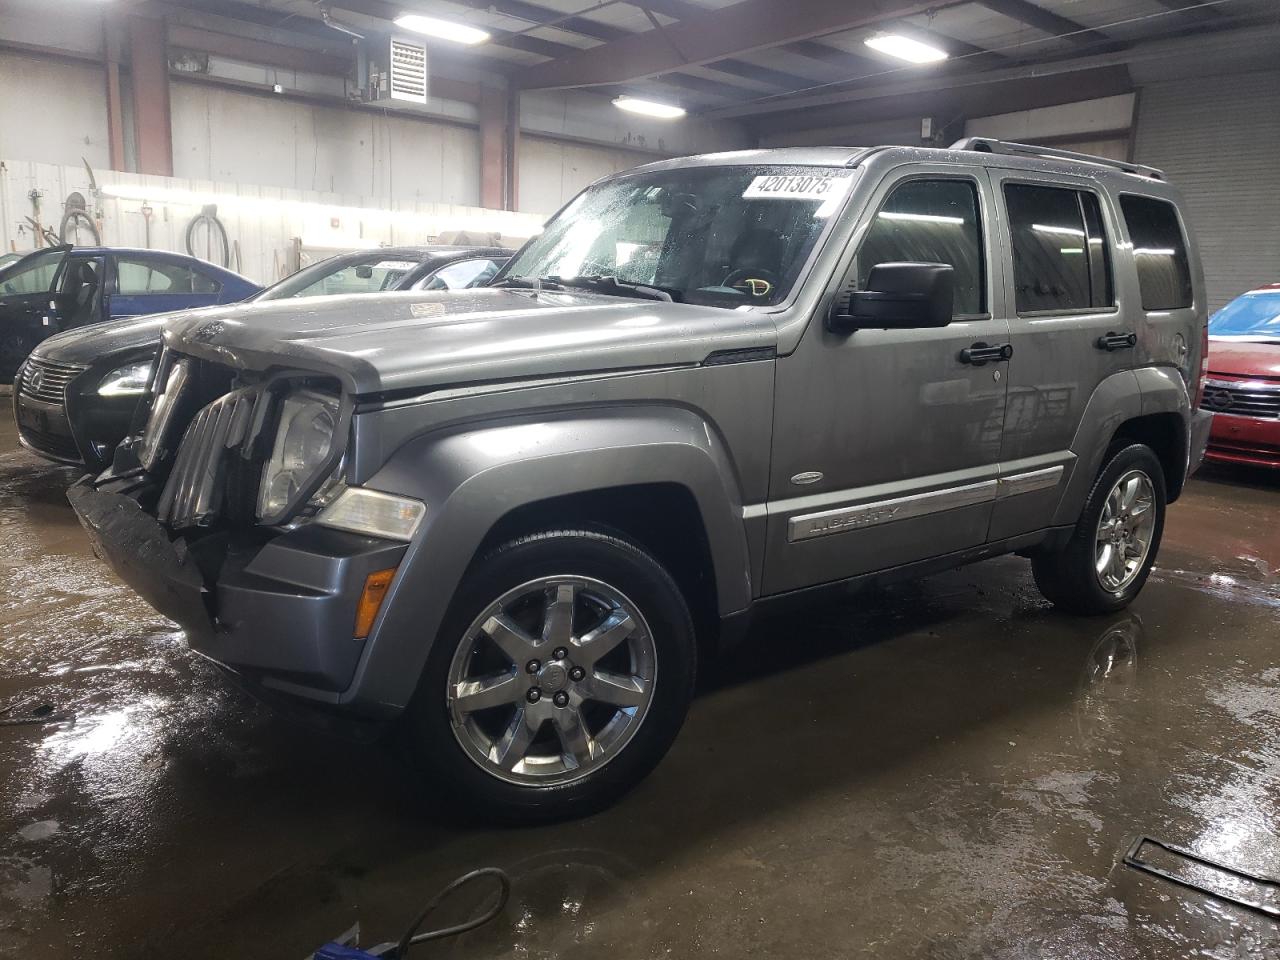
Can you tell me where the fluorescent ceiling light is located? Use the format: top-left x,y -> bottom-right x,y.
879,211 -> 964,225
864,33 -> 948,64
394,14 -> 489,45
1031,223 -> 1085,237
613,97 -> 686,119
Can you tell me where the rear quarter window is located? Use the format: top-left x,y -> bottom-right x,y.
1119,195 -> 1193,310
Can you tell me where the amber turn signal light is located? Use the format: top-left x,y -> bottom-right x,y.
355,568 -> 397,639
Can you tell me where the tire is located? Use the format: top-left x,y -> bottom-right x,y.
405,529 -> 697,822
1032,444 -> 1167,615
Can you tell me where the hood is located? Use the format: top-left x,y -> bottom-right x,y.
32,308 -> 221,366
1208,337 -> 1280,380
162,289 -> 774,396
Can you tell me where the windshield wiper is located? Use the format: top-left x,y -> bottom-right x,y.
491,275 -> 566,291
550,275 -> 679,302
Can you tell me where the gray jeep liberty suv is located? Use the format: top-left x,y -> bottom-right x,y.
70,138 -> 1214,820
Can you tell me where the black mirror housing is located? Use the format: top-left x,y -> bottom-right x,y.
354,265 -> 374,279
827,262 -> 955,333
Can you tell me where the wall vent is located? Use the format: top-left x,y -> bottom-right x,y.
388,38 -> 428,104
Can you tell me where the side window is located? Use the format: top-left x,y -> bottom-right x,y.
1005,183 -> 1113,314
1119,195 -> 1192,310
420,259 -> 503,291
116,256 -> 196,295
191,269 -> 223,295
0,249 -> 67,295
856,178 -> 984,315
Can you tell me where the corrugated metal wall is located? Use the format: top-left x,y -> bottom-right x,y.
1134,70 -> 1280,311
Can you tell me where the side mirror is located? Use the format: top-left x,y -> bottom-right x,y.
354,265 -> 374,279
827,262 -> 955,334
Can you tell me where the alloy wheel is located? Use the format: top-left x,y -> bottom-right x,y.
1094,469 -> 1157,592
446,576 -> 658,786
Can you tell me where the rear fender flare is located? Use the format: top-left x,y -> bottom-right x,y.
1051,370 -> 1143,526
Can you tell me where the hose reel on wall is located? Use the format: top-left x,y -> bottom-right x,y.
185,204 -> 231,267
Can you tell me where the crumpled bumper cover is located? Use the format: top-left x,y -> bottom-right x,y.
68,478 -> 209,631
68,477 -> 408,703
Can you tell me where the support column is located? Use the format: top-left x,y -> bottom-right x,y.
479,84 -> 506,211
103,25 -> 126,171
128,16 -> 173,176
505,88 -> 522,212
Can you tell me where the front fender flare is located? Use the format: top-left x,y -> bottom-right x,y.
340,405 -> 751,710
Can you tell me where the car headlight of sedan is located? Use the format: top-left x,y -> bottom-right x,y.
97,359 -> 154,397
257,389 -> 341,523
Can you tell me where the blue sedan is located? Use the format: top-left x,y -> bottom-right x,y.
0,245 -> 260,381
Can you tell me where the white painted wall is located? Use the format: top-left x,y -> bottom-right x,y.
0,159 -> 544,284
518,136 -> 659,214
964,95 -> 1135,142
757,117 -> 925,149
170,82 -> 483,207
0,52 -> 112,170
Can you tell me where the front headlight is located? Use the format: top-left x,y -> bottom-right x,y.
97,359 -> 154,397
257,389 -> 340,523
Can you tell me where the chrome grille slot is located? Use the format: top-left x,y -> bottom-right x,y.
158,387 -> 261,530
1200,379 -> 1280,420
19,357 -> 85,404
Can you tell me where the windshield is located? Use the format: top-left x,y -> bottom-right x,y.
1210,290 -> 1280,339
257,253 -> 424,301
498,165 -> 853,307
0,248 -> 68,296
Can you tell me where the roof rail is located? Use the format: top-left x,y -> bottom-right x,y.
948,137 -> 1164,180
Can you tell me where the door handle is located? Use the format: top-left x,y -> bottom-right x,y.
1096,331 -> 1137,351
959,342 -> 1013,365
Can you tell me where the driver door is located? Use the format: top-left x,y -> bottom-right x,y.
763,166 -> 1011,594
0,245 -> 71,378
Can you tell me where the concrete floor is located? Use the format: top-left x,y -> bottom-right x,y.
1,402 -> 1278,960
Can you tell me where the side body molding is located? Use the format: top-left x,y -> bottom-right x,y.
340,405 -> 753,710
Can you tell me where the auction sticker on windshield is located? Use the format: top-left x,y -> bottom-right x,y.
743,173 -> 850,202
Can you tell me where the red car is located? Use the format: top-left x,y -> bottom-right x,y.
1203,283 -> 1280,468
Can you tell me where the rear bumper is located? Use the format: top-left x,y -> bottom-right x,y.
1188,408 -> 1214,476
1204,411 -> 1280,469
68,477 -> 408,711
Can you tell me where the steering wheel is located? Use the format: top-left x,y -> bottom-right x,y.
722,267 -> 781,299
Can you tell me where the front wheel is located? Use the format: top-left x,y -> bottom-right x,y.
406,529 -> 696,822
1032,444 -> 1167,615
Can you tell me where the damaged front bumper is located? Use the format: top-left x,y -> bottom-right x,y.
68,476 -> 407,711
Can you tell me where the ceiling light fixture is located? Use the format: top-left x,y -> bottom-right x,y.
864,33 -> 949,64
393,14 -> 490,45
613,97 -> 686,119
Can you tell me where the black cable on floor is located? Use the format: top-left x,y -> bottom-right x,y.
393,867 -> 511,958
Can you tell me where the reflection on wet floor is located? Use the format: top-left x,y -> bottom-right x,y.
1,403 -> 1278,959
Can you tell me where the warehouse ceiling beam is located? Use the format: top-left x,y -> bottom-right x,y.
1151,0 -> 1227,22
514,0 -> 964,89
975,0 -> 1123,51
703,19 -> 1280,120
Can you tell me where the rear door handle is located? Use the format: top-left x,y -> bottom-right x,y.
1096,331 -> 1137,351
959,342 -> 1013,365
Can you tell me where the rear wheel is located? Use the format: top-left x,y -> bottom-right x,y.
1032,444 -> 1166,615
406,529 -> 696,822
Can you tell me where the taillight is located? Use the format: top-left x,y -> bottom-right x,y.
1194,320 -> 1210,408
